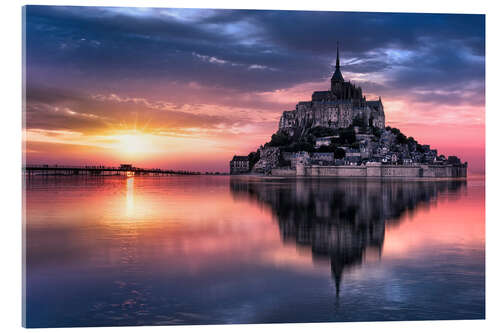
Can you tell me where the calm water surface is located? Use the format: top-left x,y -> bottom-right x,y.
24,175 -> 485,327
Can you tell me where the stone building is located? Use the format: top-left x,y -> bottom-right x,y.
229,155 -> 250,174
311,152 -> 335,165
315,136 -> 337,148
278,43 -> 385,137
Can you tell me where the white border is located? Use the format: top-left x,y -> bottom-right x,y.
2,1 -> 497,332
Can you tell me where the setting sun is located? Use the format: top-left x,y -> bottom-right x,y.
112,132 -> 157,157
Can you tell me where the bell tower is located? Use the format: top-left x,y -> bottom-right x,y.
331,41 -> 344,97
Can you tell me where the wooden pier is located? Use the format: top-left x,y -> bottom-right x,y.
22,164 -> 201,176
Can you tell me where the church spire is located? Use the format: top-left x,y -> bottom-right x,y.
331,41 -> 344,83
336,41 -> 340,69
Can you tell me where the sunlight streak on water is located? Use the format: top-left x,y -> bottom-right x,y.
126,177 -> 134,218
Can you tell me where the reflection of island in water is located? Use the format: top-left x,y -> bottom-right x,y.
230,178 -> 466,296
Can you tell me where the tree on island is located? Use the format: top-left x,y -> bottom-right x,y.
396,132 -> 408,145
337,127 -> 356,145
334,147 -> 346,159
284,140 -> 315,153
352,117 -> 365,127
372,127 -> 382,138
309,126 -> 338,137
248,150 -> 261,169
268,131 -> 291,147
317,145 -> 335,153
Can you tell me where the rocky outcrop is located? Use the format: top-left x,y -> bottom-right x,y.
252,146 -> 280,174
279,100 -> 385,139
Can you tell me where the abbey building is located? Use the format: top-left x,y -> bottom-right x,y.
279,44 -> 385,137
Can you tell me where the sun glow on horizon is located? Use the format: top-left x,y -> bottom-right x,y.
111,131 -> 158,157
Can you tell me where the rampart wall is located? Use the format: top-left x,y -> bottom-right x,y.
271,164 -> 467,178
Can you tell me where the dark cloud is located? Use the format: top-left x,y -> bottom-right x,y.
24,6 -> 485,126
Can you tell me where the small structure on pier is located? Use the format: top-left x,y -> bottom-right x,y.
120,164 -> 133,170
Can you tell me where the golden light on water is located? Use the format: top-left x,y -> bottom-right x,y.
125,177 -> 135,217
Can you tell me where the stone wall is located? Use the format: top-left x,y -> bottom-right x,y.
307,165 -> 367,177
381,166 -> 421,177
270,164 -> 467,178
428,165 -> 467,178
271,168 -> 296,177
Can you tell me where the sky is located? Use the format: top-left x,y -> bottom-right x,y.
23,6 -> 485,173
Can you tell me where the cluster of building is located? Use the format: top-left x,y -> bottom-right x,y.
230,130 -> 463,175
305,128 -> 462,166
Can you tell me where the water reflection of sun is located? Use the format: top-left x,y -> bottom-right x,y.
126,177 -> 134,217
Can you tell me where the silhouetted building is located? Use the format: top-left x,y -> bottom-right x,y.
230,155 -> 250,174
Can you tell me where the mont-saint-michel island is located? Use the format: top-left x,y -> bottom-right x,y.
230,46 -> 467,178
